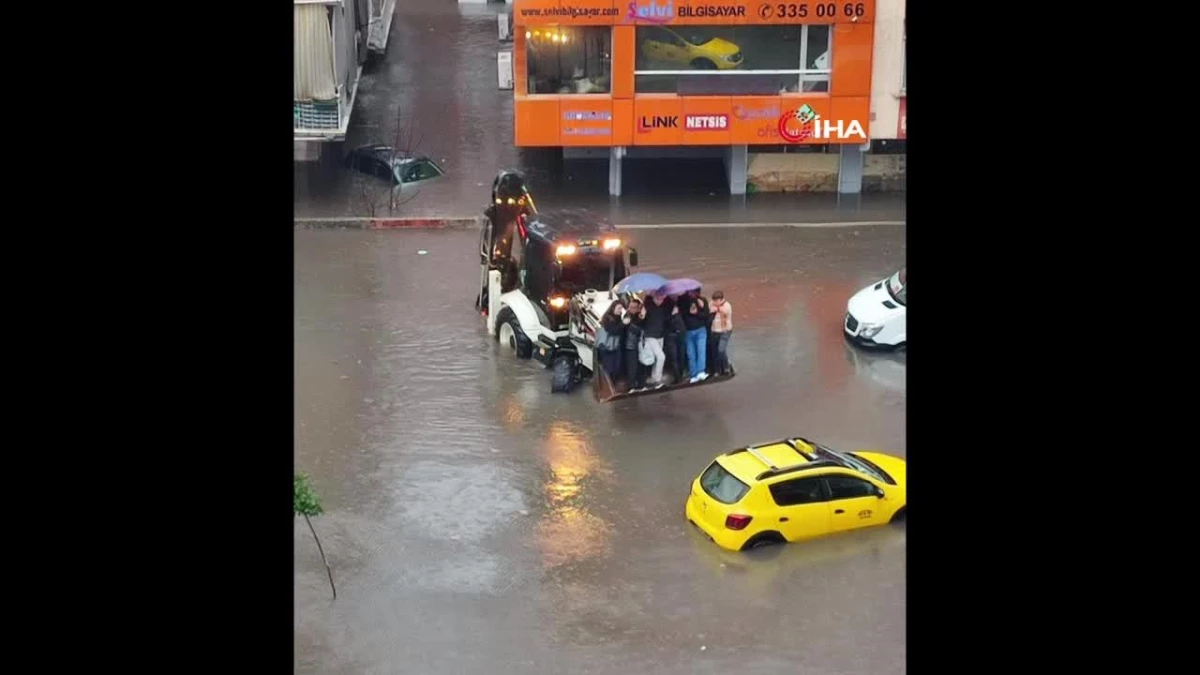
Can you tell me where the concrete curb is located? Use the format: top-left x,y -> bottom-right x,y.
294,217 -> 485,230
294,218 -> 905,230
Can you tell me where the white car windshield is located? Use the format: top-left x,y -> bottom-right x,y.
886,270 -> 906,306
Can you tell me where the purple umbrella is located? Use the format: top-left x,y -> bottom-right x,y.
614,272 -> 669,295
657,278 -> 702,297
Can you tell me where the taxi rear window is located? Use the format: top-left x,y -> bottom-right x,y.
700,461 -> 750,504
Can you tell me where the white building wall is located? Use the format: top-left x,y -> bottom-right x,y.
869,0 -> 905,140
332,3 -> 354,108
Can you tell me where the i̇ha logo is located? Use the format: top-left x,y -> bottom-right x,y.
777,104 -> 867,143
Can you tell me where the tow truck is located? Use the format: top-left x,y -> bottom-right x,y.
477,171 -> 735,401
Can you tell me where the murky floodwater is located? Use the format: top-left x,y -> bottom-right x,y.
293,2 -> 906,224
295,225 -> 906,674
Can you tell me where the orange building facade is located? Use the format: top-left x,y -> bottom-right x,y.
512,0 -> 876,195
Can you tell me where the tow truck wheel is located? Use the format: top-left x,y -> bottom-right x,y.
550,354 -> 579,394
495,310 -> 533,360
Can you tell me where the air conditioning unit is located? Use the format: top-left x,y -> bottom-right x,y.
497,51 -> 513,90
498,12 -> 512,41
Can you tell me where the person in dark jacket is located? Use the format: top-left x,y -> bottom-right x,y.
597,301 -> 624,383
683,292 -> 710,382
622,298 -> 647,391
663,296 -> 687,383
641,293 -> 668,387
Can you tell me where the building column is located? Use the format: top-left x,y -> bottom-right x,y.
609,146 -> 624,196
838,143 -> 865,195
724,144 -> 748,195
294,141 -> 322,162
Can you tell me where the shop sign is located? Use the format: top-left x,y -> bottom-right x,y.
623,1 -> 869,24
685,114 -> 729,130
755,2 -> 867,21
638,115 -> 679,132
515,0 -> 874,26
732,104 -> 781,121
626,1 -> 676,23
563,110 -> 612,137
563,111 -> 612,121
679,4 -> 747,18
625,1 -> 747,23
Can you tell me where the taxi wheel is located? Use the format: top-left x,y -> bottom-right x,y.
741,532 -> 785,551
890,507 -> 906,525
690,58 -> 718,70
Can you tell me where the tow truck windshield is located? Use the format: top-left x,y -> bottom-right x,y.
557,251 -> 621,293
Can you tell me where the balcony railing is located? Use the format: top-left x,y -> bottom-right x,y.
294,98 -> 342,132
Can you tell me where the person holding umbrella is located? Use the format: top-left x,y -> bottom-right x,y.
656,279 -> 703,384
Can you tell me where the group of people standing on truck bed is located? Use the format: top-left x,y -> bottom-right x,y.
595,289 -> 733,393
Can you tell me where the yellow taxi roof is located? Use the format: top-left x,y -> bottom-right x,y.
717,439 -> 815,484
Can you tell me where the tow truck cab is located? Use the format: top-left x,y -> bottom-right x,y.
518,210 -> 637,330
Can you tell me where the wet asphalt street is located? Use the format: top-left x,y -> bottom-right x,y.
295,224 -> 907,675
293,2 -> 906,224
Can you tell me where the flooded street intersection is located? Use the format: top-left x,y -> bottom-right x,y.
295,225 -> 906,675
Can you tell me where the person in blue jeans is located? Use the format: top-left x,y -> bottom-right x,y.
682,292 -> 710,382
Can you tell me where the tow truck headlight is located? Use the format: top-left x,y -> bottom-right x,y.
555,244 -> 576,257
859,324 -> 883,339
549,296 -> 567,309
602,238 -> 621,251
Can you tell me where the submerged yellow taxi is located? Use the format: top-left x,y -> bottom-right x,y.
685,437 -> 907,552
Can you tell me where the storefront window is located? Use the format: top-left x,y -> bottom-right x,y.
634,25 -> 830,95
526,26 -> 612,95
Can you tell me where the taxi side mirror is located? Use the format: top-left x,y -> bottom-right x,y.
629,248 -> 639,267
874,487 -> 885,498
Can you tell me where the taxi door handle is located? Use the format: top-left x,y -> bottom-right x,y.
834,509 -> 845,514
779,517 -> 789,522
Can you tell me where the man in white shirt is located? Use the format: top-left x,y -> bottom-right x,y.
710,290 -> 733,376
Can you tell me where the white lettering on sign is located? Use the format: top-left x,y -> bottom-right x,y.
811,118 -> 867,140
685,114 -> 729,130
563,111 -> 613,121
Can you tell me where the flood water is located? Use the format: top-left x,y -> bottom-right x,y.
293,2 -> 907,224
295,225 -> 907,674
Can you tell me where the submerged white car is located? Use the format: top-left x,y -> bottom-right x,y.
844,268 -> 906,349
